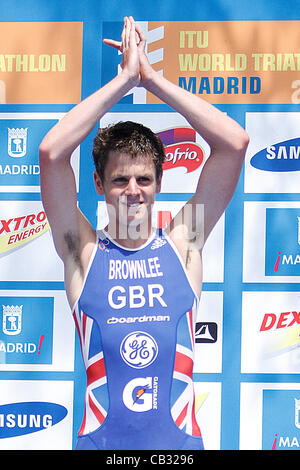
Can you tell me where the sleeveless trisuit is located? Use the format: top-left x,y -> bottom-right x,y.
73,229 -> 204,450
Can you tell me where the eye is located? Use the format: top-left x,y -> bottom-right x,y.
137,176 -> 152,185
113,177 -> 128,185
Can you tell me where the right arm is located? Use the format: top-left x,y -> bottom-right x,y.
39,72 -> 137,258
39,17 -> 140,305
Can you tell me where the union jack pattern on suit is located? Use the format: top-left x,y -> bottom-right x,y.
171,299 -> 201,436
73,305 -> 109,435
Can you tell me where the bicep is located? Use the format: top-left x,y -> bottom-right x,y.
192,150 -> 244,242
168,150 -> 244,250
39,156 -> 80,261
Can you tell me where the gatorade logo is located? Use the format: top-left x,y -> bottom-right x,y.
122,377 -> 158,412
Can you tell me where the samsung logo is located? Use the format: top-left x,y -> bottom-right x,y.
0,401 -> 67,438
250,137 -> 300,171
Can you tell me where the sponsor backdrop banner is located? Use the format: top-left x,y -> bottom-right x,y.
0,0 -> 299,450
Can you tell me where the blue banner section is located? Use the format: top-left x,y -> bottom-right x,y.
265,208 -> 300,277
0,296 -> 53,364
262,390 -> 300,450
0,118 -> 58,188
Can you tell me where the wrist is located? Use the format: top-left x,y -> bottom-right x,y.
138,56 -> 157,89
141,68 -> 164,93
119,69 -> 140,89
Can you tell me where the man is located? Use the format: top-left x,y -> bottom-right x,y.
39,17 -> 248,450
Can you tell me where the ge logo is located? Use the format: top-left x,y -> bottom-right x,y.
120,331 -> 158,369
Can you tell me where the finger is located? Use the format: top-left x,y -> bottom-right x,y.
128,17 -> 137,46
135,23 -> 146,41
135,23 -> 146,45
125,16 -> 132,49
121,17 -> 126,46
103,39 -> 122,51
122,16 -> 129,49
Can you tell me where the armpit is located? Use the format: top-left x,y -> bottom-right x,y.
63,230 -> 81,266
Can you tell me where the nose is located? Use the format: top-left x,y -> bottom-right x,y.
126,177 -> 140,196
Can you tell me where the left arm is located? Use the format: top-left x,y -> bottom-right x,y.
135,23 -> 249,245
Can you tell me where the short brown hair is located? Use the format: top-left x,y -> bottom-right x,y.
92,121 -> 165,182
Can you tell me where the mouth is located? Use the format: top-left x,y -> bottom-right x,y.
117,197 -> 150,220
127,202 -> 143,208
123,201 -> 148,220
118,196 -> 143,207
127,202 -> 144,216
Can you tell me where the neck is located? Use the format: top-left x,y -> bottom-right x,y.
105,220 -> 154,249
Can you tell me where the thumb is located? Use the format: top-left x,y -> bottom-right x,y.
103,38 -> 122,51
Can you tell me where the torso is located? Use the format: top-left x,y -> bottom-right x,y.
72,229 -> 204,450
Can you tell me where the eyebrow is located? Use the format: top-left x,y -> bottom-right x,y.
111,172 -> 154,179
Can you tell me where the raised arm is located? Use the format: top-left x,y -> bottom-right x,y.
39,17 -> 140,305
134,23 -> 249,246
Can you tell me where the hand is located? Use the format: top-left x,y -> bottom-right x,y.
103,16 -> 140,86
133,22 -> 155,86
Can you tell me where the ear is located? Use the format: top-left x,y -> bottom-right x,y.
93,171 -> 104,195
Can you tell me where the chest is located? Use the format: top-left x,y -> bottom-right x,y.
79,238 -> 195,326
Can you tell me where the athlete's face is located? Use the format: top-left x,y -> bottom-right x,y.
94,151 -> 161,237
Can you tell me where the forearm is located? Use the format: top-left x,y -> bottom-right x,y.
143,71 -> 248,154
39,72 -> 135,161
